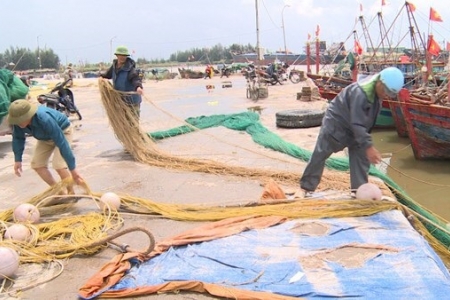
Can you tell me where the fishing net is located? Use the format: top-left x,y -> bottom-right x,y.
97,78 -> 450,254
98,79 -> 385,191
2,78 -> 450,296
102,79 -> 450,243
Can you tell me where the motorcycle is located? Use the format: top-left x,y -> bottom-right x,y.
37,78 -> 82,120
242,64 -> 283,85
261,64 -> 286,85
285,64 -> 302,84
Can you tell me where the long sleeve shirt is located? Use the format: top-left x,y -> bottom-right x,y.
12,105 -> 75,170
323,75 -> 381,150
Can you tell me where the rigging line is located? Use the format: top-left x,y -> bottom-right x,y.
413,186 -> 450,201
381,143 -> 412,155
380,160 -> 450,188
260,0 -> 280,29
52,41 -> 108,51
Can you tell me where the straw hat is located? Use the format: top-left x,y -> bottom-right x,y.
7,100 -> 38,125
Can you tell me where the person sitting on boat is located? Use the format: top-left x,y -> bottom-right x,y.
300,67 -> 404,197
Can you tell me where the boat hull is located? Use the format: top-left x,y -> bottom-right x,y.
231,53 -> 346,66
388,89 -> 409,137
400,95 -> 450,160
317,86 -> 395,129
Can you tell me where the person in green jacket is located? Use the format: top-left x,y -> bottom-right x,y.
8,100 -> 84,192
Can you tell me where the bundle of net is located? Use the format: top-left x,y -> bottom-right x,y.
0,180 -> 123,263
98,79 -> 390,195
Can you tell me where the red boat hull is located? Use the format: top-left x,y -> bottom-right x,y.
388,94 -> 408,138
399,90 -> 450,160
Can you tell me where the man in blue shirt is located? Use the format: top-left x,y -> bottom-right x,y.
7,100 -> 84,191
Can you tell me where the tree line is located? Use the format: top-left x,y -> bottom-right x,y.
0,43 -> 257,71
0,46 -> 60,71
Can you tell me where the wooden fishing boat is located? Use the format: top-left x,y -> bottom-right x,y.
307,73 -> 352,88
316,81 -> 395,129
399,88 -> 450,160
387,94 -> 409,137
178,68 -> 204,79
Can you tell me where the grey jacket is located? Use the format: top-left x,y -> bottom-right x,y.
322,75 -> 381,150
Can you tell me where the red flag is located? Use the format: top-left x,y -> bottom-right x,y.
406,2 -> 416,12
381,0 -> 386,6
315,25 -> 320,37
430,7 -> 443,22
354,40 -> 363,55
427,35 -> 441,56
360,3 -> 363,12
447,42 -> 450,52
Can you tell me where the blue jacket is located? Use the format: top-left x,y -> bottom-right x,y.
12,106 -> 75,170
102,57 -> 143,105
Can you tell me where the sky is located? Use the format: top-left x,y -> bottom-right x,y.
1,0 -> 449,65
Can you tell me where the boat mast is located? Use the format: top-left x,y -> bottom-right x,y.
405,4 -> 427,63
352,30 -> 359,82
358,15 -> 377,63
377,11 -> 393,63
363,5 -> 405,66
405,3 -> 430,85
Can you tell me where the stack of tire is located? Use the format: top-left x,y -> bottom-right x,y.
275,109 -> 325,129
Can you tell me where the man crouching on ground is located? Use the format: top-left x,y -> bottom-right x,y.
8,99 -> 84,193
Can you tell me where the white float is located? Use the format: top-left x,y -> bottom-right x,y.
99,192 -> 121,210
13,203 -> 40,223
4,223 -> 31,242
0,247 -> 20,279
356,183 -> 383,200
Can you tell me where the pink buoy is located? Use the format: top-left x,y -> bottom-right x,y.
4,224 -> 31,242
356,183 -> 383,200
99,192 -> 121,210
0,247 -> 20,279
13,203 -> 40,223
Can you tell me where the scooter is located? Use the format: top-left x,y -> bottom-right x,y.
37,78 -> 82,120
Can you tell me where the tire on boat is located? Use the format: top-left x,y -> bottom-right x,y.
275,109 -> 325,128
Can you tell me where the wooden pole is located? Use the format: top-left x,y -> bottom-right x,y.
315,38 -> 320,74
306,42 -> 311,73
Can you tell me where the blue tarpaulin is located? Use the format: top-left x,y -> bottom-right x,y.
80,210 -> 450,299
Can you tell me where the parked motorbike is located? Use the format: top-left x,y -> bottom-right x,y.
285,64 -> 302,84
261,63 -> 286,85
37,78 -> 82,120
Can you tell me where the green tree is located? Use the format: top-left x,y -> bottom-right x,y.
0,46 -> 60,70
